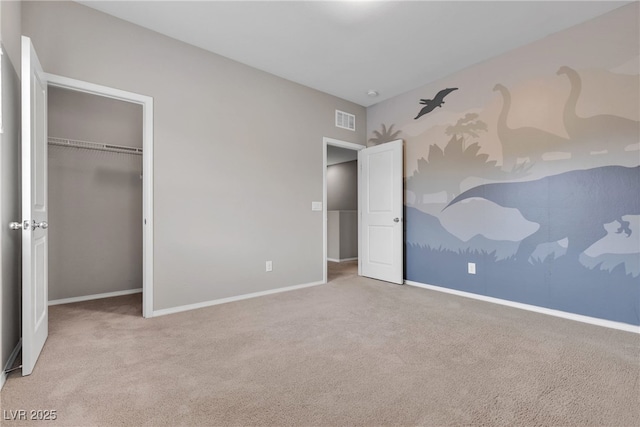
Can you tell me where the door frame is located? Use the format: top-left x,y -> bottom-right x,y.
44,73 -> 154,318
322,137 -> 365,284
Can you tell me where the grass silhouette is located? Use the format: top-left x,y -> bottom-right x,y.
406,244 -> 639,325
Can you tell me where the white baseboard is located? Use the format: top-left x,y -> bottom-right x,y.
327,257 -> 358,263
48,288 -> 142,306
1,339 -> 22,390
153,280 -> 325,317
405,280 -> 640,334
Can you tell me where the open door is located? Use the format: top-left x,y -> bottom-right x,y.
21,36 -> 48,376
359,140 -> 403,284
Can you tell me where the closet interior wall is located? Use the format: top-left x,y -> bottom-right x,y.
47,87 -> 143,301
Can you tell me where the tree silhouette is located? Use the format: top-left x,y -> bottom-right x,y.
445,113 -> 488,141
368,124 -> 401,147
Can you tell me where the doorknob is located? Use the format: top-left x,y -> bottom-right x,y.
33,221 -> 48,230
9,220 -> 48,230
393,217 -> 401,223
9,221 -> 24,230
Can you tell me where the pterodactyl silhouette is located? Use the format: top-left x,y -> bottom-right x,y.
414,88 -> 458,120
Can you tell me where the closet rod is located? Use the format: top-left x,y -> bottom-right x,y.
48,137 -> 143,156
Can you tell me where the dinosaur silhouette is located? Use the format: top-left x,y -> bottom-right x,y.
445,165 -> 640,263
493,84 -> 570,171
406,134 -> 530,202
414,88 -> 458,120
556,66 -> 639,157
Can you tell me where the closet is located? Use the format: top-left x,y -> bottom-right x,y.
47,87 -> 143,304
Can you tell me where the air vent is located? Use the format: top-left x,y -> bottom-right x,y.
336,110 -> 356,131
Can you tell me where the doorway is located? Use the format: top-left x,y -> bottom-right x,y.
322,137 -> 405,286
47,87 -> 143,313
322,138 -> 364,284
45,73 -> 154,318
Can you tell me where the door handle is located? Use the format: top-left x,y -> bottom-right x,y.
9,221 -> 24,230
393,217 -> 401,223
9,220 -> 48,230
33,221 -> 48,230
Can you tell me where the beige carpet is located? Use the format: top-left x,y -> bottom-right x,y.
2,262 -> 638,426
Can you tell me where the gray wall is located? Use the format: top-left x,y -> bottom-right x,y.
327,211 -> 358,262
327,160 -> 357,211
48,86 -> 143,147
339,212 -> 358,260
327,211 -> 340,262
0,0 -> 22,374
48,87 -> 143,301
22,1 -> 366,311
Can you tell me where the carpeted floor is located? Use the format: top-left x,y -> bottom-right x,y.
1,262 -> 638,426
327,260 -> 358,282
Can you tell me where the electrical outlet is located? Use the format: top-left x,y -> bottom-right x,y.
468,262 -> 476,275
266,261 -> 273,272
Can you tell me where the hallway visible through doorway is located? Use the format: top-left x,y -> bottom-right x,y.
327,260 -> 358,283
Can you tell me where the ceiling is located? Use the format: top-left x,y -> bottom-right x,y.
77,1 -> 630,107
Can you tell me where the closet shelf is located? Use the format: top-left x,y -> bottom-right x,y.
48,137 -> 143,156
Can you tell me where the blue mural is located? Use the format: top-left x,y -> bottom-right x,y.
446,166 -> 640,263
405,165 -> 640,324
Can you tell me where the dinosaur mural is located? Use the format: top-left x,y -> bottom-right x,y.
414,88 -> 458,119
367,4 -> 639,324
445,165 -> 640,263
406,134 -> 529,202
493,83 -> 571,170
368,123 -> 401,147
556,66 -> 639,157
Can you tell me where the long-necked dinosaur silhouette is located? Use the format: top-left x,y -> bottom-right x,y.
414,88 -> 458,120
556,66 -> 639,156
494,84 -> 570,171
445,165 -> 640,263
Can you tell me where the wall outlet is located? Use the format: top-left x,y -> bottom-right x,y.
468,262 -> 476,275
266,261 -> 273,272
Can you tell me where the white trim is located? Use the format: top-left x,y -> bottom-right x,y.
405,280 -> 640,334
322,137 -> 365,285
43,73 -> 154,318
48,288 -> 142,306
1,339 -> 22,390
327,257 -> 358,263
323,138 -> 364,151
153,281 -> 325,317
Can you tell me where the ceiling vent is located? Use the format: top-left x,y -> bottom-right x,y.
335,110 -> 355,131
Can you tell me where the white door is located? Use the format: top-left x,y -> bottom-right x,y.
359,139 -> 403,284
21,36 -> 48,376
